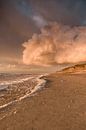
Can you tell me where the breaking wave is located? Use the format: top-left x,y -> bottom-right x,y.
0,74 -> 47,110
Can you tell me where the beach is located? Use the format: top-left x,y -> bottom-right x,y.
0,72 -> 86,130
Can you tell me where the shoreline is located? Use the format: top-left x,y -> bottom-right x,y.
0,74 -> 47,110
0,71 -> 86,130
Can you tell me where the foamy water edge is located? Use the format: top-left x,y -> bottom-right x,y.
0,74 -> 47,110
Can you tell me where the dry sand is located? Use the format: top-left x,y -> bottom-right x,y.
0,72 -> 86,130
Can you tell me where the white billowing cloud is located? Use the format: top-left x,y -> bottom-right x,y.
22,22 -> 86,66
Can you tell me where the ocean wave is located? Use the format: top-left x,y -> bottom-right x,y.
0,74 -> 47,110
0,77 -> 34,86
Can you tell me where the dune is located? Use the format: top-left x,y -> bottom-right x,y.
60,63 -> 86,73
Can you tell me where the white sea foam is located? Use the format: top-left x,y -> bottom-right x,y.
0,77 -> 34,86
19,75 -> 47,100
0,74 -> 47,109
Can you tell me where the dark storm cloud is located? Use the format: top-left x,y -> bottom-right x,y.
15,0 -> 48,28
1,0 -> 86,26
0,0 -> 86,63
30,0 -> 86,26
14,0 -> 86,26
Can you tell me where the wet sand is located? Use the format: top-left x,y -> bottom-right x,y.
0,72 -> 86,130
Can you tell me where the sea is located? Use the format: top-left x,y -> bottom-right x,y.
0,64 -> 70,120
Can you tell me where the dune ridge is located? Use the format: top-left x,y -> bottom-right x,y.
60,63 -> 86,73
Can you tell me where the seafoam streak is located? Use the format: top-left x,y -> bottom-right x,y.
0,74 -> 47,109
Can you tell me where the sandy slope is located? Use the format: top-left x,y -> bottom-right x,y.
0,72 -> 86,130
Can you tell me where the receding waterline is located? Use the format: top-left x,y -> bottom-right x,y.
0,74 -> 47,110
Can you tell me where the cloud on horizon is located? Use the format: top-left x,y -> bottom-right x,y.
22,23 -> 86,66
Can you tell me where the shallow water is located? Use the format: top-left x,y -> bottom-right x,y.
0,73 -> 46,110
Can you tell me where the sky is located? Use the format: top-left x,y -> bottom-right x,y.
0,0 -> 86,65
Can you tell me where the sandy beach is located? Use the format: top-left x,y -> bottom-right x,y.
0,72 -> 86,130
